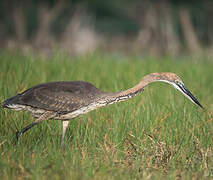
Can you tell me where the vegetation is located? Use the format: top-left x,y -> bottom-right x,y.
0,0 -> 213,55
0,52 -> 212,179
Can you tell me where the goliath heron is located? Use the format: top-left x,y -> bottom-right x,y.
2,72 -> 203,146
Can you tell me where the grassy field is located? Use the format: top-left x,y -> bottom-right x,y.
0,52 -> 212,179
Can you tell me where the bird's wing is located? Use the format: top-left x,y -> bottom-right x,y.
17,81 -> 102,113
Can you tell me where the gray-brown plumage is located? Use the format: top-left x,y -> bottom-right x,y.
1,73 -> 203,146
5,81 -> 106,115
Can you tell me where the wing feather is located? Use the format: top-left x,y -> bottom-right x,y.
16,81 -> 103,112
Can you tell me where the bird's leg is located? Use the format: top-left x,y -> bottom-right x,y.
61,120 -> 70,147
16,111 -> 56,142
16,122 -> 38,141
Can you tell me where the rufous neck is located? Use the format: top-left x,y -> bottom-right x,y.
116,73 -> 159,98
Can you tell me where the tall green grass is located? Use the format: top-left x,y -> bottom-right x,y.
0,52 -> 212,179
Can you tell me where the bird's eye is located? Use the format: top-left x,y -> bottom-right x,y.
175,80 -> 183,86
175,80 -> 180,84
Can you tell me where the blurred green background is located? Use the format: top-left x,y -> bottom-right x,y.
0,0 -> 212,56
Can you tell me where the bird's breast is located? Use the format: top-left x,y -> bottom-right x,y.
56,101 -> 107,120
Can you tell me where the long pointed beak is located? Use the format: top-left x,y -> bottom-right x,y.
177,84 -> 203,109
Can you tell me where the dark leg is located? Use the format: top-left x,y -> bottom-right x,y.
16,122 -> 38,141
15,111 -> 56,142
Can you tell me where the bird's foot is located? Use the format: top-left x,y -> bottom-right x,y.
16,131 -> 22,142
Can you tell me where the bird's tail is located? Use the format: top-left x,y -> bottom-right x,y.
1,94 -> 21,109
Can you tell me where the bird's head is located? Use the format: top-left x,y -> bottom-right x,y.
144,72 -> 203,108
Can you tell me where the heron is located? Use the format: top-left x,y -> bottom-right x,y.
1,72 -> 203,146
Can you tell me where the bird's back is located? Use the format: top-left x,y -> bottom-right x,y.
2,81 -> 105,114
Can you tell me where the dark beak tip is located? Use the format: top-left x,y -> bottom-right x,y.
180,85 -> 203,110
199,103 -> 204,109
199,104 -> 203,109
